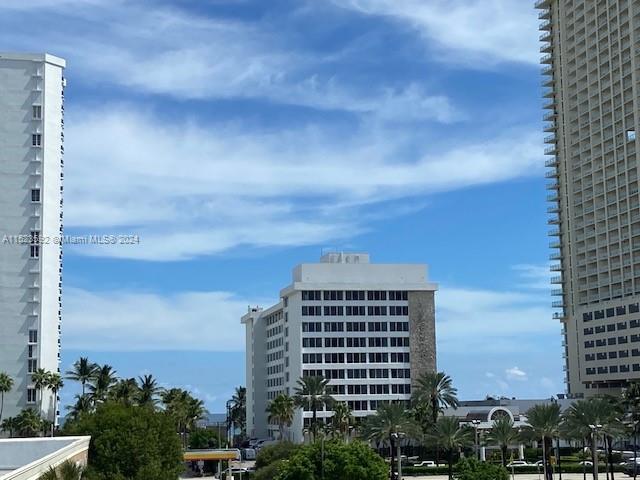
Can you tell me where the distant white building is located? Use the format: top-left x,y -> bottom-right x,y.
0,53 -> 65,423
242,253 -> 437,443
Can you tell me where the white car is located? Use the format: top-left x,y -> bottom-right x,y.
507,461 -> 530,468
413,461 -> 438,467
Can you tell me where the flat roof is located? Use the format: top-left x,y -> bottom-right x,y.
0,53 -> 66,68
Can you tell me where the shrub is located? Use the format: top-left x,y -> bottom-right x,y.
255,442 -> 300,469
64,402 -> 183,480
455,458 -> 508,480
275,441 -> 388,480
188,428 -> 224,449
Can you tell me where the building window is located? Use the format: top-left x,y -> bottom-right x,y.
32,134 -> 42,147
627,129 -> 636,142
28,359 -> 37,373
31,189 -> 41,203
28,329 -> 38,343
30,245 -> 40,258
27,388 -> 37,404
28,345 -> 35,358
32,105 -> 42,120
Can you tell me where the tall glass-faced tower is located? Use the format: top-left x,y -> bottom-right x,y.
538,1 -> 640,396
0,53 -> 65,423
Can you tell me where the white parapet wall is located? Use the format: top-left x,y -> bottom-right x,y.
0,436 -> 90,480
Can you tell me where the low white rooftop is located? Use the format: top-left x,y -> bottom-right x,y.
0,436 -> 90,480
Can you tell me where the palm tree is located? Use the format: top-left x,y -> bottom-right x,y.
88,364 -> 117,403
137,374 -> 162,408
592,396 -> 625,480
109,378 -> 139,406
65,357 -> 97,397
427,416 -> 474,480
1,416 -> 18,438
524,403 -> 562,480
362,402 -> 419,479
293,376 -> 334,441
562,399 -> 597,480
66,395 -> 92,421
47,373 -> 63,436
31,368 -> 50,409
624,383 -> 640,479
229,386 -> 246,438
331,402 -> 354,441
266,394 -> 295,440
487,415 -> 520,467
162,388 -> 206,448
0,372 -> 14,423
413,371 -> 460,427
39,459 -> 85,480
15,408 -> 43,437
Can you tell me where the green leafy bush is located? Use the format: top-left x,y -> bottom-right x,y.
255,442 -> 300,469
188,428 -> 223,449
275,441 -> 388,480
455,458 -> 508,480
64,402 -> 183,480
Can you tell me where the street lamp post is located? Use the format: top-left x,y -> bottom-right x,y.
392,431 -> 405,480
471,420 -> 481,461
589,424 -> 602,480
226,400 -> 233,447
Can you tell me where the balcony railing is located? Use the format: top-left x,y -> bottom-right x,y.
540,31 -> 552,42
539,20 -> 551,30
544,146 -> 556,155
541,65 -> 554,76
551,276 -> 562,284
550,263 -> 562,271
543,112 -> 556,121
535,0 -> 551,9
545,169 -> 558,178
543,122 -> 556,132
541,53 -> 552,63
546,182 -> 559,190
547,194 -> 559,202
552,300 -> 565,308
551,288 -> 563,295
548,217 -> 560,224
547,206 -> 559,213
549,241 -> 561,248
548,228 -> 561,236
540,42 -> 552,53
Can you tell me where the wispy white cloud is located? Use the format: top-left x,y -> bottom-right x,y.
505,366 -> 527,381
329,0 -> 539,66
62,287 -> 253,351
512,264 -> 552,290
63,106 -> 542,260
0,1 -> 456,121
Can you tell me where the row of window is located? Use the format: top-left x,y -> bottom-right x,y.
301,306 -> 409,317
302,321 -> 409,332
303,367 -> 410,380
302,337 -> 410,349
301,290 -> 409,301
584,335 -> 640,348
583,303 -> 640,322
586,364 -> 636,375
302,352 -> 410,366
584,321 -> 633,335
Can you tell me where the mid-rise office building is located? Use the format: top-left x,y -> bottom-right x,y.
0,53 -> 65,422
241,253 -> 437,443
538,1 -> 640,395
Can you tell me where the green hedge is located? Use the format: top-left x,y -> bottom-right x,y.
401,466 -> 451,476
503,464 -> 624,474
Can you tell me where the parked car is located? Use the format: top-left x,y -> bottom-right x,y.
413,461 -> 438,467
507,461 -> 530,468
579,461 -> 594,467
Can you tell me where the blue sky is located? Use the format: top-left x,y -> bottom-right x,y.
0,0 -> 560,412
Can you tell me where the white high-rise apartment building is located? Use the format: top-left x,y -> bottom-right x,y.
0,53 -> 65,422
538,1 -> 640,396
241,253 -> 437,443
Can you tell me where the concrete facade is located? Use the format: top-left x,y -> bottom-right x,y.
241,253 -> 437,443
538,1 -> 640,395
0,53 -> 65,422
